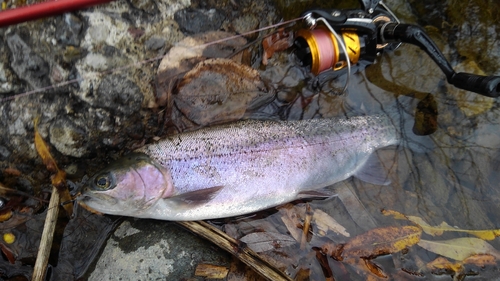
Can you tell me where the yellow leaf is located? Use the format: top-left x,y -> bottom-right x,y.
384,209 -> 500,240
418,238 -> 500,261
406,216 -> 444,236
341,226 -> 422,260
34,117 -> 73,217
381,209 -> 408,220
426,256 -> 463,272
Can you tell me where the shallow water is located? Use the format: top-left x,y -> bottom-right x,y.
1,0 -> 500,279
207,0 -> 500,279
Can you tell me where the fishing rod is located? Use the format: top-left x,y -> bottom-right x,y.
293,0 -> 500,98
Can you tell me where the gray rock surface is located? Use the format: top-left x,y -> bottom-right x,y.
87,219 -> 232,280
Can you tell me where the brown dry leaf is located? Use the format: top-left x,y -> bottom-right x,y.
418,238 -> 500,261
426,254 -> 497,276
340,226 -> 422,260
293,268 -> 310,281
313,209 -> 349,237
462,254 -> 496,266
363,258 -> 387,278
239,232 -> 296,253
383,209 -> 500,240
34,117 -> 73,217
175,58 -> 273,126
195,263 -> 229,279
156,31 -> 247,109
262,28 -> 294,65
279,206 -> 302,242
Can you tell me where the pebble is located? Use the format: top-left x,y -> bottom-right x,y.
49,117 -> 89,158
6,34 -> 51,89
174,8 -> 226,34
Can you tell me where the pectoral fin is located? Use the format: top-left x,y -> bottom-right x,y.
297,188 -> 338,200
171,186 -> 224,205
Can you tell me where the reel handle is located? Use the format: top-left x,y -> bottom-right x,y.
451,73 -> 500,98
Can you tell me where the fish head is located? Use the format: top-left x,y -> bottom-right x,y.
79,153 -> 174,217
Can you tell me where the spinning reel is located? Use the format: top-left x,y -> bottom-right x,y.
294,0 -> 500,97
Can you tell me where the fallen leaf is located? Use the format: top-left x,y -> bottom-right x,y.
239,232 -> 296,253
195,263 -> 229,279
363,258 -> 387,278
426,256 -> 463,273
313,209 -> 349,237
381,209 -> 408,220
262,28 -> 294,65
156,31 -> 247,109
0,242 -> 15,264
407,216 -> 500,240
383,209 -> 500,240
340,226 -> 422,260
279,206 -> 302,242
34,117 -> 73,217
418,238 -> 500,261
2,168 -> 21,176
314,247 -> 334,280
462,254 -> 496,266
293,268 -> 310,281
174,58 -> 273,126
426,254 -> 497,277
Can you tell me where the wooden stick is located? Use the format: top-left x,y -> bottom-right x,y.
178,221 -> 293,281
32,186 -> 60,281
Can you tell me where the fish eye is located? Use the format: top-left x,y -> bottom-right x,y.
93,174 -> 113,190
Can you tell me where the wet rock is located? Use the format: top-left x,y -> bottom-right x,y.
49,116 -> 90,158
174,8 -> 226,34
445,0 -> 500,74
93,74 -> 143,116
55,14 -> 83,46
232,14 -> 259,39
130,0 -> 158,14
6,33 -> 51,89
175,58 -> 273,126
0,146 -> 11,160
145,36 -> 166,51
87,219 -> 231,281
0,61 -> 17,94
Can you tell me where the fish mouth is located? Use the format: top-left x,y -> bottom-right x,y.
78,189 -> 118,205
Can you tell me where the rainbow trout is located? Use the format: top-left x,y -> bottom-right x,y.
79,115 -> 398,220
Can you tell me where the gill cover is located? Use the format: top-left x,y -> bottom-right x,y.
84,153 -> 174,214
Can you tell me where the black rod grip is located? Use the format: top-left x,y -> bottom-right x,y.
451,73 -> 500,98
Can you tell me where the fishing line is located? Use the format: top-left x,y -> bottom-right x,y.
0,16 -> 304,103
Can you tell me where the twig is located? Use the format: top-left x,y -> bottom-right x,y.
177,221 -> 293,281
300,203 -> 312,250
32,186 -> 60,281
